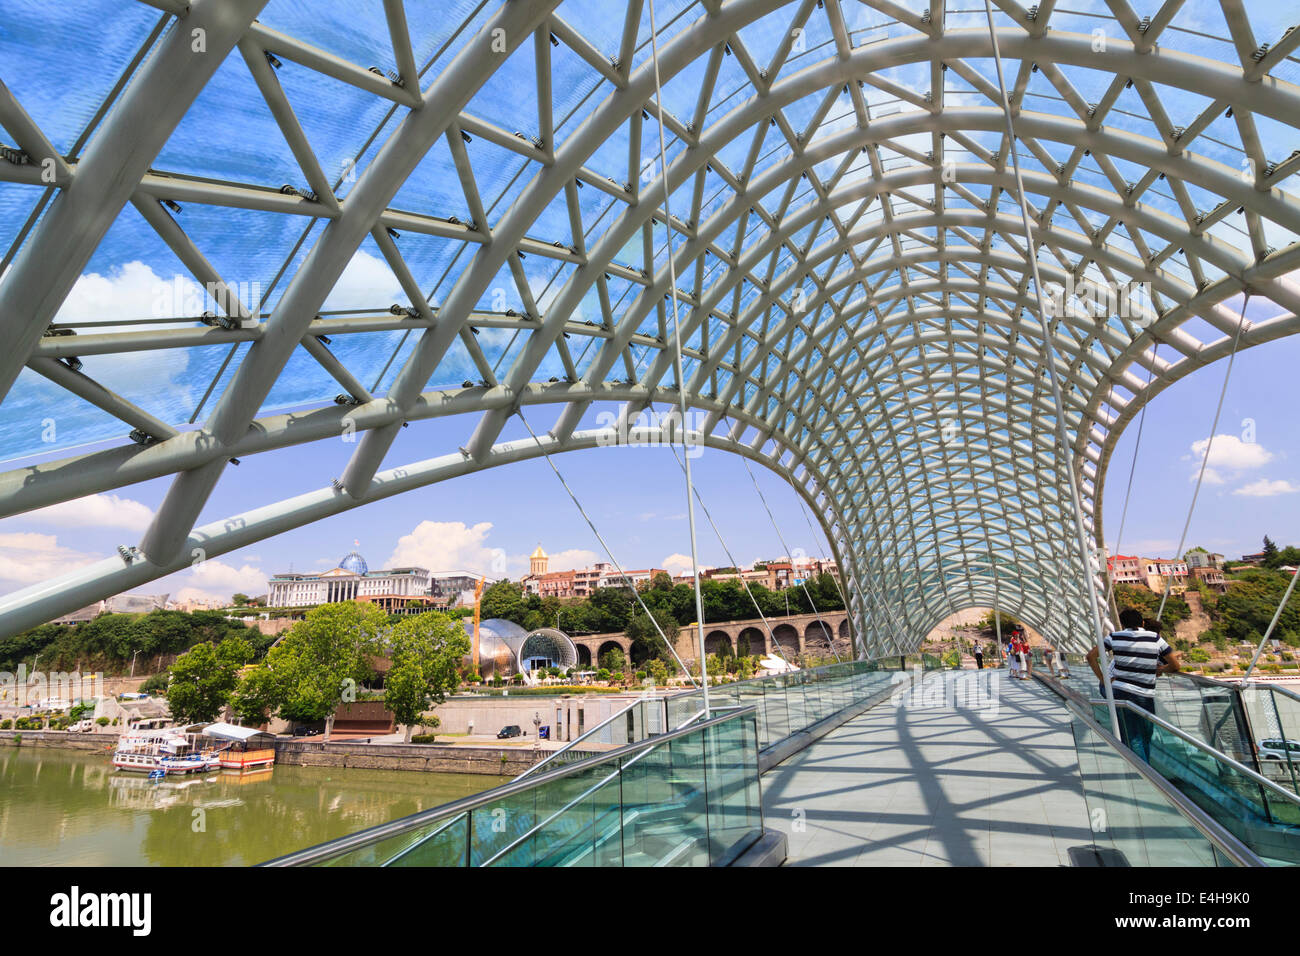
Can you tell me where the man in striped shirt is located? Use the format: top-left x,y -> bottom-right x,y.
1086,608 -> 1180,760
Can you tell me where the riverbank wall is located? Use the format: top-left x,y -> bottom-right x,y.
0,730 -> 543,776
271,738 -> 542,775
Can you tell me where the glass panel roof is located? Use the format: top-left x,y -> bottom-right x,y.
0,0 -> 1298,649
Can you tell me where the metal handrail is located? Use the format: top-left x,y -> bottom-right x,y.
1087,697 -> 1300,810
261,705 -> 757,866
1063,698 -> 1265,867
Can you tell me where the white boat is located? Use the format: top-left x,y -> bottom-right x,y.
113,729 -> 223,775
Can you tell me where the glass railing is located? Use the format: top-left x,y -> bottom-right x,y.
1150,673 -> 1259,769
264,655 -> 906,866
263,706 -> 764,867
1066,699 -> 1260,866
1239,681 -> 1300,794
1040,659 -> 1300,797
669,658 -> 899,753
515,696 -> 669,780
1085,698 -> 1300,865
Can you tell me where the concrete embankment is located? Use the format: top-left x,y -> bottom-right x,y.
0,729 -> 544,776
0,730 -> 114,753
271,738 -> 543,775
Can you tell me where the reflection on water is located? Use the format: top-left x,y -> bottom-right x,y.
0,746 -> 507,866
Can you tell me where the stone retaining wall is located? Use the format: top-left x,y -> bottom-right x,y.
0,730 -> 110,752
271,739 -> 541,775
0,729 -> 542,776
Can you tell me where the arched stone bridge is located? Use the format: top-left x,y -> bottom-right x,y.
570,610 -> 853,668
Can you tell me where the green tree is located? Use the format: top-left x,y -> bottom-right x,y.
165,636 -> 253,724
383,612 -> 471,742
599,646 -> 627,673
624,606 -> 681,665
645,658 -> 670,686
1263,535 -> 1280,567
480,580 -> 527,624
233,602 -> 386,737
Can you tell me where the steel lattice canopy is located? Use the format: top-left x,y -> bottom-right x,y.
0,0 -> 1298,653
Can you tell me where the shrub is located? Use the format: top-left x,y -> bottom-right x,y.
411,733 -> 438,744
0,719 -> 9,730
95,716 -> 111,727
12,733 -> 21,745
139,672 -> 170,694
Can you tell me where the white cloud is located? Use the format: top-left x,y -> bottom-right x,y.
55,260 -> 203,327
1186,434 -> 1273,484
172,586 -> 239,606
0,532 -> 98,588
323,250 -> 403,311
1233,479 -> 1300,498
661,553 -> 695,575
386,520 -> 597,578
17,493 -> 154,533
543,548 -> 600,572
386,521 -> 510,577
184,558 -> 267,595
48,261 -> 203,405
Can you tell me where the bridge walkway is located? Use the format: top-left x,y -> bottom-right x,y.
761,671 -> 1093,866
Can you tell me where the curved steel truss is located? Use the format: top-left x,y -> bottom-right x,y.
1,0 -> 1299,652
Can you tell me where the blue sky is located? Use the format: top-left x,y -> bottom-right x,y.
1,318 -> 1296,609
1,1 -> 1298,610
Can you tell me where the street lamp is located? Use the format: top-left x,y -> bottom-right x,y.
130,648 -> 139,678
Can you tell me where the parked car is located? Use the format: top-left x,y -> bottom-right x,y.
497,725 -> 523,739
68,719 -> 95,733
292,726 -> 322,737
1258,738 -> 1300,760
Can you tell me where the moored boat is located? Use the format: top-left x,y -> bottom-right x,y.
113,728 -> 221,775
195,722 -> 277,770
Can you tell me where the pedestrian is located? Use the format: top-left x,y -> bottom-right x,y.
1006,636 -> 1019,678
974,642 -> 984,670
1086,608 -> 1180,761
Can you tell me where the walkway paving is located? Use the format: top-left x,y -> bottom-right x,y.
761,670 -> 1094,865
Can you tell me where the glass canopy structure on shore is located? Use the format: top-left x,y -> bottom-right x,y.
0,0 -> 1297,654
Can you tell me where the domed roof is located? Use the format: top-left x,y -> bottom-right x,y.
531,544 -> 547,559
338,550 -> 368,575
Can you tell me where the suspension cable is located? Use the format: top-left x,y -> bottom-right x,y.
1155,294 -> 1250,623
652,411 -> 795,671
1243,564 -> 1300,680
791,490 -> 906,658
732,450 -> 842,663
513,408 -> 699,687
647,0 -> 711,707
981,0 -> 1120,737
1102,343 -> 1160,621
725,413 -> 908,658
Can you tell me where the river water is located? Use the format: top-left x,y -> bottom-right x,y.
0,745 -> 507,866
